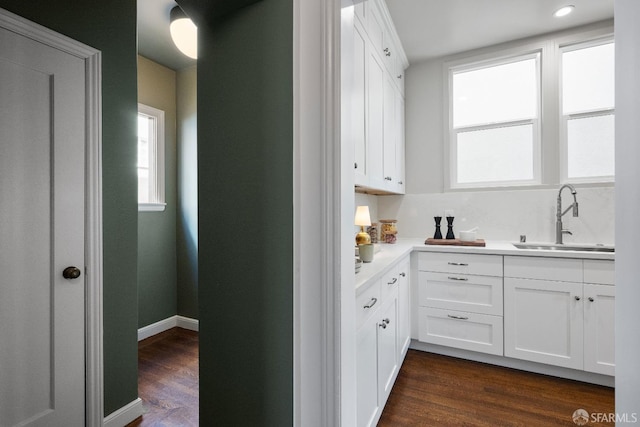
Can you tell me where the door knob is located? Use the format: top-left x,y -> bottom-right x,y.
63,266 -> 81,279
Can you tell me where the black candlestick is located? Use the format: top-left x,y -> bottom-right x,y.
445,216 -> 455,239
433,216 -> 443,239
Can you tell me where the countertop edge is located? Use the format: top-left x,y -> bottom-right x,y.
355,238 -> 615,294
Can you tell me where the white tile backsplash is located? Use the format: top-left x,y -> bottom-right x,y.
376,187 -> 614,245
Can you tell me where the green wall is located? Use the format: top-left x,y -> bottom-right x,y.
177,65 -> 199,319
0,0 -> 139,416
137,56 -> 179,328
185,0 -> 294,424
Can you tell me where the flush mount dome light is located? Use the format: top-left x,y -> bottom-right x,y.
553,5 -> 575,17
170,6 -> 197,59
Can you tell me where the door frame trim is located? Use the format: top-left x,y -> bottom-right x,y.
0,8 -> 104,427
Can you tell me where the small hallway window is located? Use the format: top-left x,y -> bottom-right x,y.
138,103 -> 166,211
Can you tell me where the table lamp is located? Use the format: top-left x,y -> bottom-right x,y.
355,205 -> 372,245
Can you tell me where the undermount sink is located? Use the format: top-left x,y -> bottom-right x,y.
513,243 -> 615,253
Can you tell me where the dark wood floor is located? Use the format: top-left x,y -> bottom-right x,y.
126,328 -> 199,427
125,334 -> 614,426
379,350 -> 615,426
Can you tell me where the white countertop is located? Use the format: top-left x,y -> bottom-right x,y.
355,238 -> 614,293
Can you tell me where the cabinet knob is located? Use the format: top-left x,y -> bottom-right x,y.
588,297 -> 595,302
399,272 -> 406,277
398,181 -> 403,185
383,318 -> 390,324
397,74 -> 402,79
575,296 -> 581,301
383,47 -> 391,57
354,162 -> 358,169
385,176 -> 392,181
379,322 -> 387,329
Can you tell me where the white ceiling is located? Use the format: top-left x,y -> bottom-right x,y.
137,0 -> 614,71
138,0 -> 196,70
385,0 -> 614,64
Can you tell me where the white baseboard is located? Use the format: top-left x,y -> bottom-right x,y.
176,315 -> 199,331
138,315 -> 199,341
103,398 -> 144,427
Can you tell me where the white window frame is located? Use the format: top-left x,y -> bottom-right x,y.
137,103 -> 166,212
559,37 -> 615,184
447,51 -> 542,189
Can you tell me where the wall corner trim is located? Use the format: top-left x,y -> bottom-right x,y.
138,315 -> 199,341
103,398 -> 144,427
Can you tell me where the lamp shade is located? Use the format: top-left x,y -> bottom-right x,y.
354,206 -> 371,227
170,6 -> 198,59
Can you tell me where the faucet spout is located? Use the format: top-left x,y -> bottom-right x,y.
556,184 -> 579,244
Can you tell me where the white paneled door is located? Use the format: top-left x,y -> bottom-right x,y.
0,17 -> 86,427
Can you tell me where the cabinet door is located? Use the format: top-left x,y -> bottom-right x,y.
504,278 -> 583,369
394,89 -> 405,193
584,284 -> 615,375
382,73 -> 396,191
356,316 -> 379,427
377,295 -> 398,403
397,257 -> 411,358
367,51 -> 385,190
353,23 -> 368,186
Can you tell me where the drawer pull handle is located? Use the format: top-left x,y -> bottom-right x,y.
448,276 -> 468,281
399,272 -> 406,277
447,314 -> 469,320
363,298 -> 377,309
448,262 -> 468,266
388,277 -> 398,285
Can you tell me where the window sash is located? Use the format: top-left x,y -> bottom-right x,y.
449,52 -> 542,189
137,103 -> 166,210
450,119 -> 541,189
559,37 -> 615,184
560,108 -> 615,183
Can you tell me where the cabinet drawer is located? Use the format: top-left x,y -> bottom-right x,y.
380,266 -> 399,302
356,281 -> 381,330
584,260 -> 615,285
417,252 -> 503,277
504,256 -> 582,282
418,307 -> 503,356
418,272 -> 503,316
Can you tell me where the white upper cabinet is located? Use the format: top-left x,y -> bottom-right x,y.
348,0 -> 409,194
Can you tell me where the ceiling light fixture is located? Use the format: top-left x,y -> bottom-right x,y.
553,5 -> 575,18
170,6 -> 197,59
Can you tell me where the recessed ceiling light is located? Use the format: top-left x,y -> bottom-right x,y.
554,5 -> 575,18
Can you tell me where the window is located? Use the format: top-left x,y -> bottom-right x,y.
445,29 -> 614,190
138,104 -> 165,211
561,40 -> 615,182
450,54 -> 540,188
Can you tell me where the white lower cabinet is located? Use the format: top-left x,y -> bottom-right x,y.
504,257 -> 615,375
417,252 -> 504,356
397,257 -> 411,357
418,306 -> 503,355
377,295 -> 398,401
357,312 -> 380,427
504,278 -> 584,369
356,255 -> 409,427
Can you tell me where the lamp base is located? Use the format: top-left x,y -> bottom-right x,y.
356,231 -> 371,245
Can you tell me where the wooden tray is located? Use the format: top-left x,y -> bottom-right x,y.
424,238 -> 486,247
